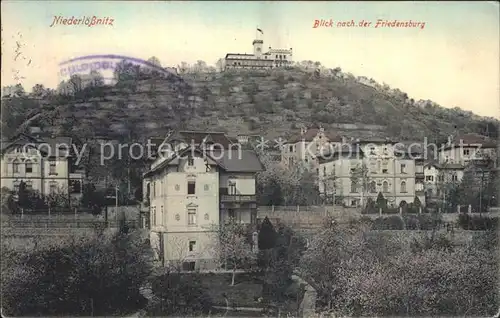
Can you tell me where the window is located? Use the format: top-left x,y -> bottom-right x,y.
13,160 -> 20,173
49,181 -> 58,194
350,181 -> 358,193
204,184 -> 209,191
188,208 -> 197,225
25,160 -> 33,173
426,176 -> 434,182
463,149 -> 470,155
25,181 -> 33,191
228,209 -> 235,219
323,166 -> 327,176
377,161 -> 381,172
382,181 -> 389,193
289,145 -> 293,152
160,206 -> 164,225
370,147 -> 375,155
382,169 -> 388,174
187,181 -> 196,195
228,182 -> 236,195
438,175 -> 444,182
49,159 -> 56,175
13,181 -> 20,193
369,181 -> 376,193
400,164 -> 406,174
316,168 -> 319,175
70,180 -> 81,193
452,175 -> 458,182
189,241 -> 196,252
152,206 -> 156,226
401,181 -> 407,193
187,156 -> 194,166
182,261 -> 195,271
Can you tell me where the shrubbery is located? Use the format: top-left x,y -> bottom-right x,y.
1,229 -> 153,316
457,214 -> 498,231
300,222 -> 498,316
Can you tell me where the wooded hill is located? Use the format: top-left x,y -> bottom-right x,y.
2,65 -> 498,145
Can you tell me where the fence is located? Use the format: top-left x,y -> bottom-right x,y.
2,218 -> 138,229
257,205 -> 362,227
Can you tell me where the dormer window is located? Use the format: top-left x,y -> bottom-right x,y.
187,156 -> 194,166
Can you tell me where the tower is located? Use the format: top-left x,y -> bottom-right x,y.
253,39 -> 263,58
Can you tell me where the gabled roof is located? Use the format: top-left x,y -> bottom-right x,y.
143,146 -> 264,178
162,130 -> 235,149
285,128 -> 342,144
443,133 -> 497,150
1,133 -> 72,157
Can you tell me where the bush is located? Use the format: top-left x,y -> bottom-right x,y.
372,216 -> 404,230
457,214 -> 498,231
1,230 -> 153,316
144,272 -> 213,317
363,198 -> 377,214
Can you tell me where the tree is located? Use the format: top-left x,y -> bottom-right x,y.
1,230 -> 153,316
376,192 -> 387,210
215,58 -> 225,72
147,56 -> 161,68
31,84 -> 48,98
213,221 -> 255,286
258,216 -> 277,250
350,163 -> 371,207
299,221 -> 497,316
144,271 -> 212,316
193,60 -> 207,73
80,183 -> 107,215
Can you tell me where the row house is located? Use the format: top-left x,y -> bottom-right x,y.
0,133 -> 84,205
317,138 -> 422,207
143,130 -> 264,271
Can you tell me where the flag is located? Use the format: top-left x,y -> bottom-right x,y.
257,28 -> 263,34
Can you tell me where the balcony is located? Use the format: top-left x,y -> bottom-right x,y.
220,194 -> 256,203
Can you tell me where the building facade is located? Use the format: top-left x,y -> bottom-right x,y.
317,139 -> 420,207
281,126 -> 342,170
143,130 -> 264,271
0,133 -> 84,205
224,36 -> 293,70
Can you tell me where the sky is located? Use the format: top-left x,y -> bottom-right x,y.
1,1 -> 499,118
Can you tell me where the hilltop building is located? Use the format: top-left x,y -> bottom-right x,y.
143,130 -> 264,270
224,32 -> 293,70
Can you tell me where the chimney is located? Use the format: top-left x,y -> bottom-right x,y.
447,135 -> 452,146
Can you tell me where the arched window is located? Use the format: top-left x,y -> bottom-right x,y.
25,160 -> 33,173
369,181 -> 376,193
401,181 -> 407,193
13,159 -> 20,173
383,181 -> 389,193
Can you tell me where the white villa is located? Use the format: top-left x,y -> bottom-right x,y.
143,130 -> 264,271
